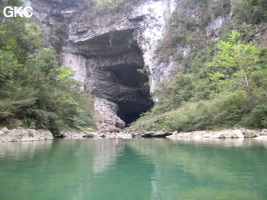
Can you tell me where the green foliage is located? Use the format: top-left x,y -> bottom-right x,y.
0,98 -> 36,118
232,0 -> 267,24
208,31 -> 261,94
56,66 -> 74,82
28,131 -> 34,137
0,1 -> 96,133
130,90 -> 266,131
130,30 -> 267,131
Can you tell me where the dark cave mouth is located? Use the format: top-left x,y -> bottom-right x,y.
79,29 -> 154,128
117,102 -> 153,126
106,60 -> 154,127
107,63 -> 154,127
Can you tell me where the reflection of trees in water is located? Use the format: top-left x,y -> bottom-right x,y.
129,138 -> 267,200
93,139 -> 124,174
0,139 -> 267,199
0,140 -> 53,160
170,138 -> 267,148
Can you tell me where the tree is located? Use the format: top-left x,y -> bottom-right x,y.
0,1 -> 95,132
209,30 -> 260,94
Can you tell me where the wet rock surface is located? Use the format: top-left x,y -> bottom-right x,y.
141,131 -> 173,138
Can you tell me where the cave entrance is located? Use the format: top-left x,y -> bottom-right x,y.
78,29 -> 154,128
117,102 -> 151,126
107,62 -> 154,127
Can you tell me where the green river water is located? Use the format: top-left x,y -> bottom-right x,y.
0,138 -> 267,200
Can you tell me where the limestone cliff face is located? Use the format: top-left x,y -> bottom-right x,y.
24,0 -> 245,131
24,0 -> 179,131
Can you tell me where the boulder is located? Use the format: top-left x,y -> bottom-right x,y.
166,131 -> 177,139
141,131 -> 172,138
83,132 -> 99,138
254,136 -> 267,140
242,130 -> 259,138
259,129 -> 267,136
6,118 -> 23,129
29,122 -> 36,129
231,129 -> 245,138
1,127 -> 9,133
60,131 -> 86,139
216,130 -> 244,138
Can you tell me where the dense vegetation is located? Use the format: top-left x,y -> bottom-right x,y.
0,0 -> 95,134
130,0 -> 267,131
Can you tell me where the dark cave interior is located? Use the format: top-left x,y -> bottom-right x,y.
108,63 -> 154,126
117,102 -> 152,126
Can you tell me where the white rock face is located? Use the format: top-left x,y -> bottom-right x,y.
206,16 -> 229,41
166,129 -> 261,140
94,97 -> 125,131
132,0 -> 177,92
61,52 -> 87,83
66,0 -> 178,93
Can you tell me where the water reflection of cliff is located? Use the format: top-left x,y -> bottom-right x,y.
88,139 -> 153,200
92,139 -> 124,174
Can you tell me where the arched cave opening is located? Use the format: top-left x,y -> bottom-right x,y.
76,29 -> 154,128
107,62 -> 154,126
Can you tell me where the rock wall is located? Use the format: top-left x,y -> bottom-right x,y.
25,0 -> 176,130
59,0 -> 178,130
25,0 -> 265,131
61,52 -> 87,83
64,0 -> 177,92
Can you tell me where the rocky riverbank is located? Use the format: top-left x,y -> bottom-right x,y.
0,127 -> 53,142
1,126 -> 267,142
60,129 -> 267,140
166,129 -> 267,140
59,130 -> 133,139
